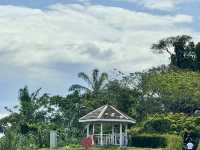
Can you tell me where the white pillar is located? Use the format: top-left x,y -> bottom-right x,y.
112,124 -> 114,145
86,124 -> 90,137
50,131 -> 57,148
92,124 -> 95,145
120,123 -> 123,147
100,123 -> 103,146
93,124 -> 95,134
125,124 -> 128,146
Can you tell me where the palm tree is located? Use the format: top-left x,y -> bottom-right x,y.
69,69 -> 108,95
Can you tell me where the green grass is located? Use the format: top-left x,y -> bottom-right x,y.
39,145 -> 162,150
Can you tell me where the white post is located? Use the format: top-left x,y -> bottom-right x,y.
92,124 -> 95,145
86,124 -> 90,137
93,124 -> 95,134
120,123 -> 123,147
50,130 -> 57,148
125,124 -> 128,146
112,124 -> 114,145
100,123 -> 103,146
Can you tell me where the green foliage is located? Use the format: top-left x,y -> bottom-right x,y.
197,141 -> 200,150
0,129 -> 18,150
69,69 -> 108,94
16,134 -> 38,150
129,134 -> 182,150
144,117 -> 171,133
1,65 -> 200,149
143,70 -> 200,114
131,113 -> 200,138
130,134 -> 167,148
152,35 -> 200,71
165,134 -> 183,150
0,85 -> 86,148
101,79 -> 141,114
0,128 -> 38,150
69,69 -> 109,109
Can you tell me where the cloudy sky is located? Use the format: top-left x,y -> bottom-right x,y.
0,0 -> 199,117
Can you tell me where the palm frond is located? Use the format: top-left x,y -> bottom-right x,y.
69,84 -> 90,92
78,72 -> 92,86
98,72 -> 108,89
92,69 -> 99,89
19,86 -> 30,102
31,88 -> 42,100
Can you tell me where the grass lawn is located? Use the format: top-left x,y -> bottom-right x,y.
39,145 -> 162,150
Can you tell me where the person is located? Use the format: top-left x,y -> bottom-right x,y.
186,141 -> 194,150
0,126 -> 4,138
185,134 -> 192,144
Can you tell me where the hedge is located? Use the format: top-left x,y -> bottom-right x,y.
129,134 -> 167,148
165,134 -> 182,150
197,141 -> 200,150
129,134 -> 183,150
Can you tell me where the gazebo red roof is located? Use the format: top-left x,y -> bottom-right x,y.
79,105 -> 136,124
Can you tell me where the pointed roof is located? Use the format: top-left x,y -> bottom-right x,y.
79,105 -> 136,124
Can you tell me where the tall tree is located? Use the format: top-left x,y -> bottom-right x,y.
18,86 -> 39,123
142,70 -> 200,114
69,69 -> 108,95
195,42 -> 200,70
152,35 -> 195,69
69,69 -> 108,109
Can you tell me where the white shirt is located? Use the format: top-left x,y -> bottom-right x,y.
0,133 -> 4,138
187,142 -> 194,150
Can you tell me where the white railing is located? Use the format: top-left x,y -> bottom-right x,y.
92,134 -> 127,146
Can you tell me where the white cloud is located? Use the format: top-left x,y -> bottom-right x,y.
0,3 -> 196,76
124,0 -> 190,11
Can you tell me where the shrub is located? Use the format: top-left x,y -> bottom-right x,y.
16,134 -> 38,150
129,134 -> 167,148
0,129 -> 18,150
144,117 -> 171,133
131,113 -> 200,138
0,129 -> 38,150
129,134 -> 183,150
165,134 -> 183,150
197,141 -> 200,150
37,127 -> 50,148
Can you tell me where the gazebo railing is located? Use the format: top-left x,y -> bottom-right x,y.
92,133 -> 127,146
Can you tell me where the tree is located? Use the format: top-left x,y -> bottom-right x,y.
152,35 -> 196,69
18,86 -> 40,123
69,69 -> 108,95
195,42 -> 200,70
142,70 -> 200,114
69,69 -> 108,109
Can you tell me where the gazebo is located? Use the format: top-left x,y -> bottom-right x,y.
79,105 -> 136,147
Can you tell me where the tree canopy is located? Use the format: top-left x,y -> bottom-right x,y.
152,35 -> 200,70
1,35 -> 200,149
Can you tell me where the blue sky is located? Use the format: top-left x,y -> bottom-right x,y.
0,0 -> 199,117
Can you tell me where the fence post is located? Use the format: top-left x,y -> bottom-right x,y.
50,130 -> 57,148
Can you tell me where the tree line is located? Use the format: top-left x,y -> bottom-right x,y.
0,35 -> 200,150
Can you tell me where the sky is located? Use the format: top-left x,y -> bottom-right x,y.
0,0 -> 200,118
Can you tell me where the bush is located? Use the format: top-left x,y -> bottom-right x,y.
37,127 -> 50,148
165,134 -> 183,150
131,114 -> 200,139
129,134 -> 183,150
129,134 -> 167,148
197,141 -> 200,150
0,129 -> 38,150
0,129 -> 18,150
16,134 -> 38,150
144,117 -> 171,133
